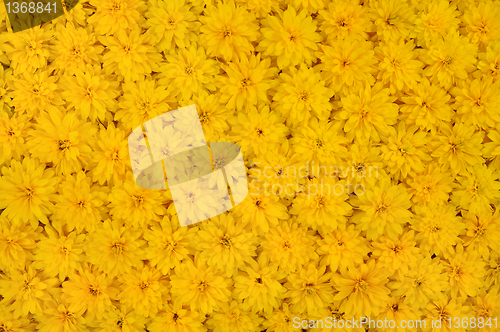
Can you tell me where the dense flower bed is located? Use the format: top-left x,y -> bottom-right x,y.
0,0 -> 500,331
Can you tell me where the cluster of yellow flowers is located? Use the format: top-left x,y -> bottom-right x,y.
0,0 -> 500,331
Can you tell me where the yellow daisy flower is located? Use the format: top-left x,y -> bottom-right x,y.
407,162 -> 454,207
217,53 -> 277,111
51,171 -> 108,233
413,0 -> 460,47
237,0 -> 278,18
335,82 -> 399,142
369,0 -> 416,41
317,224 -> 369,273
233,255 -> 287,314
424,296 -> 470,332
149,301 -> 206,332
61,265 -> 119,324
411,204 -> 466,259
376,296 -> 422,332
0,311 -> 34,332
350,177 -> 413,240
0,65 -> 13,112
318,0 -> 372,42
485,251 -> 500,290
200,1 -> 260,61
331,260 -> 390,318
117,265 -> 169,317
35,295 -> 86,332
389,255 -> 450,310
100,29 -> 162,81
470,290 -> 500,332
115,76 -> 176,131
341,140 -> 385,192
475,39 -> 500,82
444,244 -> 485,298
49,23 -> 103,75
260,220 -> 319,273
195,213 -> 257,277
206,300 -> 263,332
257,6 -> 322,69
85,219 -> 146,277
272,64 -> 333,128
159,45 -> 219,101
461,0 -> 500,49
0,157 -> 59,229
483,129 -> 500,169
0,266 -> 58,317
170,257 -> 232,315
97,304 -> 147,332
0,217 -> 40,273
28,108 -> 97,175
451,77 -> 500,129
262,303 -> 301,332
32,226 -> 86,282
462,210 -> 500,259
451,163 -> 500,215
316,38 -> 377,95
144,0 -> 200,52
87,0 -> 147,35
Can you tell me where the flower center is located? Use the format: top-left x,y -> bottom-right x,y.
241,79 -> 251,87
198,281 -> 207,292
140,281 -> 149,290
355,279 -> 369,291
58,139 -> 71,151
299,92 -> 308,101
173,313 -> 179,321
256,277 -> 262,284
112,242 -> 124,254
60,246 -> 69,255
392,246 -> 401,253
132,195 -> 144,207
315,139 -> 323,148
391,304 -> 399,312
185,66 -> 194,75
443,56 -> 452,65
199,112 -> 209,123
256,128 -> 263,136
223,28 -> 232,37
220,235 -> 232,248
89,285 -> 100,296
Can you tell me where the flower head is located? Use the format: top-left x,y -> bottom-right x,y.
318,0 -> 372,42
0,113 -> 31,166
87,0 -> 147,35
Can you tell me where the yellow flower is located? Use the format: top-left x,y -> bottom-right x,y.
350,177 -> 413,240
51,171 -> 108,233
476,40 -> 500,82
380,122 -> 432,181
462,210 -> 500,260
108,172 -> 168,228
424,296 -> 470,332
420,29 -> 477,90
89,123 -> 129,186
87,0 -> 147,35
0,25 -> 52,75
485,251 -> 500,290
0,217 -> 40,273
444,244 -> 485,298
389,255 -> 450,310
282,0 -> 327,14
413,0 -> 460,47
49,23 -> 103,75
335,82 -> 399,142
290,118 -> 348,169
149,301 -> 206,332
117,265 -> 169,317
228,104 -> 289,157
290,176 -> 352,232
451,77 -> 500,129
318,0 -> 372,42
0,311 -> 34,332
144,0 -> 200,52
0,65 -> 13,112
369,0 -> 416,41
316,38 -> 377,95
159,45 -> 219,101
331,260 -> 390,318
261,220 -> 319,273
233,255 -> 287,314
407,162 -> 454,207
462,0 -> 500,49
35,294 -> 86,332
237,0 -> 278,18
85,219 -> 146,277
483,129 -> 500,170
100,29 -> 162,81
470,290 -> 500,332
342,141 -> 385,192
376,296 -> 422,332
0,113 -> 31,166
61,265 -> 119,324
257,6 -> 322,69
272,64 -> 333,128
452,163 -> 500,215
285,263 -> 334,314
431,122 -> 484,176
115,76 -> 176,130
200,1 -> 260,61
10,70 -> 65,118
0,266 -> 58,317
144,216 -> 197,274
0,157 -> 58,229
262,303 -> 301,332
217,53 -> 276,111
372,231 -> 421,280
411,204 -> 466,259
195,213 -> 257,277
317,224 -> 369,273
32,226 -> 86,282
399,78 -> 454,134
375,39 -> 423,94
170,258 -> 232,315
28,108 -> 97,175
207,300 -> 263,332
62,64 -> 119,121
